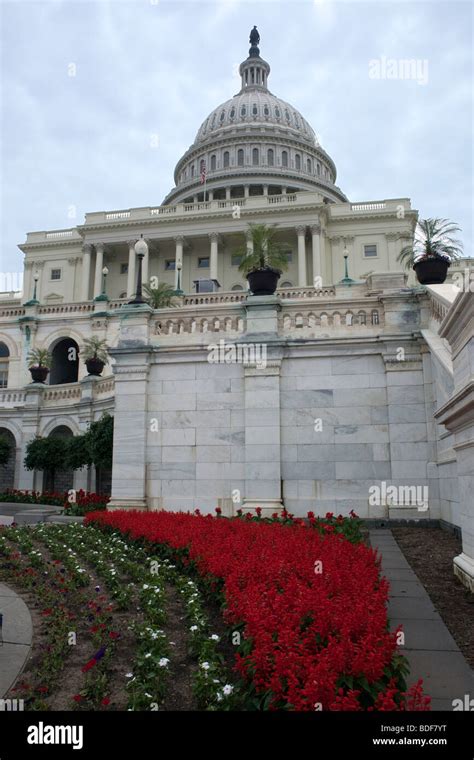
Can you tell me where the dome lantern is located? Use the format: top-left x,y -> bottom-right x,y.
239,26 -> 270,93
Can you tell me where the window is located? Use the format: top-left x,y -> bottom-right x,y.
267,148 -> 274,166
371,310 -> 380,325
317,163 -> 320,175
285,109 -> 290,122
0,342 -> 9,388
280,281 -> 293,288
364,244 -> 377,258
120,263 -> 128,274
358,311 -> 367,325
275,107 -> 281,118
231,254 -> 242,267
50,268 -> 61,280
198,257 -> 209,268
220,110 -> 225,122
285,251 -> 293,263
252,103 -> 258,116
240,105 -> 246,117
223,151 -> 230,168
264,105 -> 270,117
237,148 -> 244,166
307,158 -> 312,173
231,284 -> 244,291
282,150 -> 288,167
230,107 -> 235,119
119,291 -> 127,298
295,154 -> 301,171
252,148 -> 259,165
165,260 -> 176,270
294,113 -> 300,128
211,154 -> 216,170
191,165 -> 195,177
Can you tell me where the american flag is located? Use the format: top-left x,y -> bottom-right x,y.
200,160 -> 206,184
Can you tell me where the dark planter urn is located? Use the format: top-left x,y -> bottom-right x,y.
85,357 -> 105,376
413,258 -> 450,285
247,267 -> 281,296
29,366 -> 49,384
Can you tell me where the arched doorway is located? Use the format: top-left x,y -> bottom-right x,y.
49,338 -> 79,385
43,425 -> 74,492
0,428 -> 16,490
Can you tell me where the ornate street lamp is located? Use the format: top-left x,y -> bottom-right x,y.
340,246 -> 355,286
128,235 -> 148,305
25,271 -> 40,306
174,260 -> 184,296
95,266 -> 109,301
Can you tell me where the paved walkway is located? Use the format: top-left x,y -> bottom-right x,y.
370,529 -> 474,711
0,503 -> 83,526
0,582 -> 32,698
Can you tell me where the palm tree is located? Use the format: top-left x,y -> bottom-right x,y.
143,282 -> 180,309
236,223 -> 289,276
27,347 -> 52,368
82,336 -> 109,364
397,218 -> 463,270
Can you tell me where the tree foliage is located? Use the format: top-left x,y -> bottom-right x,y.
0,435 -> 12,466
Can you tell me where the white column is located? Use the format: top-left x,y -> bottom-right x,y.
244,185 -> 250,198
141,241 -> 149,289
320,230 -> 327,285
34,261 -> 44,301
225,187 -> 231,200
22,263 -> 32,303
174,236 -> 184,289
311,224 -> 322,287
126,240 -> 136,298
209,232 -> 218,281
263,184 -> 268,196
93,242 -> 104,297
81,244 -> 92,301
246,229 -> 253,254
296,226 -> 307,287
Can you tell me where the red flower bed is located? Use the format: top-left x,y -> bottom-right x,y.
85,510 -> 430,711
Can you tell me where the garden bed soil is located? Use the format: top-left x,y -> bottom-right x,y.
392,527 -> 474,668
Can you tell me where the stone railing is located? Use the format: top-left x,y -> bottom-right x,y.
152,314 -> 246,337
92,376 -> 115,398
42,383 -> 82,406
0,390 -> 26,406
38,302 -> 95,315
0,306 -> 25,318
425,284 -> 460,325
279,304 -> 383,331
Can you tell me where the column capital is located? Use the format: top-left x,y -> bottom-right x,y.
173,235 -> 185,245
82,243 -> 93,254
208,232 -> 219,243
68,256 -> 80,265
32,260 -> 45,270
295,225 -> 306,237
95,242 -> 105,254
386,232 -> 398,242
310,223 -> 321,235
127,239 -> 138,249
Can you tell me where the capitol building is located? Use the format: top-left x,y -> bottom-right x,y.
0,29 -> 473,590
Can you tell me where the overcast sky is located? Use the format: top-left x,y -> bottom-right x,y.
0,0 -> 472,279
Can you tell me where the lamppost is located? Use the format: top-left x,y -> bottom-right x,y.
128,235 -> 148,305
174,260 -> 184,296
95,266 -> 109,301
25,271 -> 40,306
340,246 -> 355,286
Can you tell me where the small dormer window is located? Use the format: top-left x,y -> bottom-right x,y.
275,107 -> 280,118
211,113 -> 216,127
252,104 -> 258,116
230,107 -> 235,119
220,110 -> 225,122
264,105 -> 270,117
285,109 -> 290,122
294,113 -> 300,127
241,105 -> 246,117
51,268 -> 61,280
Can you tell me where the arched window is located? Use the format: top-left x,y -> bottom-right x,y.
211,113 -> 216,127
0,343 -> 9,388
231,284 -> 244,291
264,105 -> 270,117
280,281 -> 293,288
285,109 -> 290,122
49,338 -> 79,385
43,425 -> 74,492
240,105 -> 246,117
223,151 -> 230,168
220,109 -> 225,122
317,163 -> 320,175
307,158 -> 312,173
267,148 -> 274,166
358,311 -> 367,325
275,106 -> 281,118
237,148 -> 244,166
211,154 -> 216,171
230,107 -> 235,119
191,165 -> 195,177
295,154 -> 301,170
0,427 -> 15,489
281,150 -> 288,167
371,310 -> 380,325
252,103 -> 258,116
252,148 -> 259,165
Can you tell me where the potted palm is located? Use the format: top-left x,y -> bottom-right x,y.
143,282 -> 180,309
397,218 -> 463,285
82,336 -> 109,376
27,348 -> 52,384
236,223 -> 289,296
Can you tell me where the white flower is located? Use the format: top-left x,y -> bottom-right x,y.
125,672 -> 134,678
145,653 -> 152,658
223,685 -> 234,696
142,584 -> 149,590
190,625 -> 198,632
159,658 -> 169,667
216,692 -> 223,702
201,662 -> 210,671
210,634 -> 220,641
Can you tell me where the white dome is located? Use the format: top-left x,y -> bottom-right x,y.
195,90 -> 317,148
